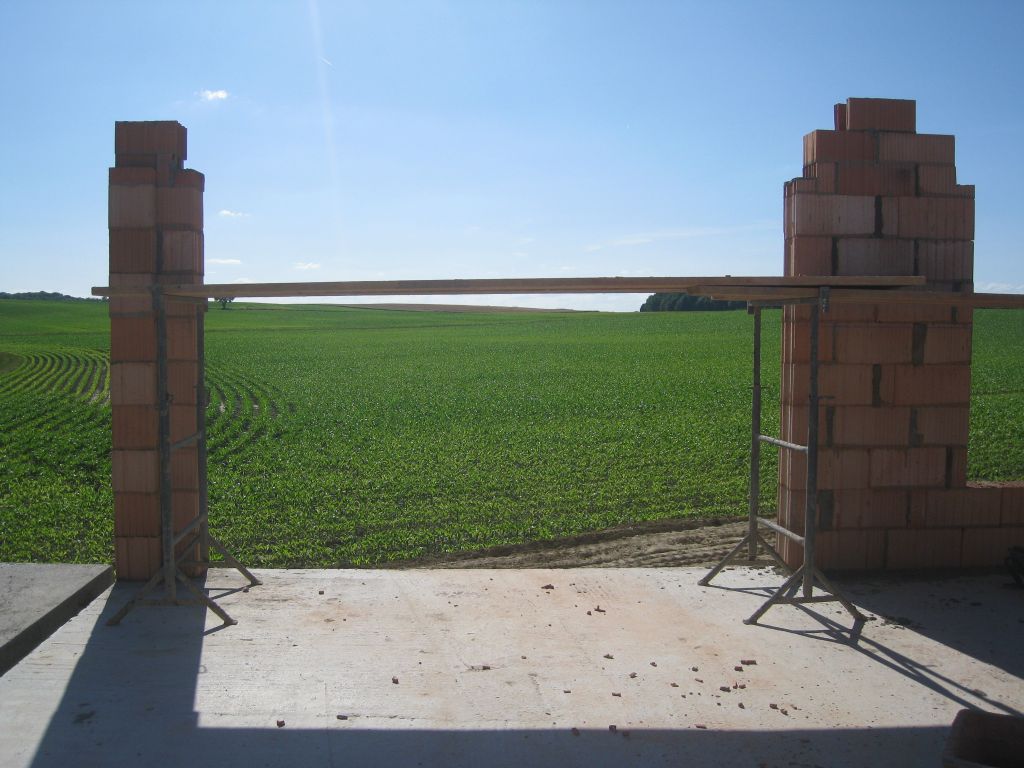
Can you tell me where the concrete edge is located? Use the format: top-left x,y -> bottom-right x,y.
0,565 -> 114,677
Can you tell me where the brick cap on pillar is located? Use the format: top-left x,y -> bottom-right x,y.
834,98 -> 916,133
115,121 -> 187,165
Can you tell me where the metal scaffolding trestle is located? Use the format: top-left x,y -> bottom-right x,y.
700,288 -> 867,630
107,286 -> 260,627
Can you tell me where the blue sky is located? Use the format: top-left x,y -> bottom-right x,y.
1,1 -> 1022,311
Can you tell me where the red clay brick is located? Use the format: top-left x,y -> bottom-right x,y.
109,184 -> 156,228
112,449 -> 159,493
170,404 -> 197,444
833,406 -> 910,447
110,362 -> 157,405
815,529 -> 886,570
875,301 -> 954,323
923,325 -> 972,364
175,169 -> 205,190
115,121 -> 187,160
834,324 -> 913,364
803,130 -> 877,165
892,364 -> 970,406
114,493 -> 161,537
172,447 -> 199,490
896,197 -> 974,240
917,240 -> 973,282
880,196 -> 900,237
835,164 -> 915,197
886,528 -> 962,569
844,98 -> 916,133
813,448 -> 871,490
917,164 -> 957,196
787,236 -> 832,276
961,527 -> 1024,567
109,166 -> 157,186
835,238 -> 913,276
823,303 -> 877,322
914,487 -> 1002,527
112,404 -> 159,449
789,193 -> 876,236
166,317 -> 197,360
1001,485 -> 1024,525
156,187 -> 203,229
870,447 -> 946,487
114,536 -> 163,581
831,488 -> 908,529
110,316 -> 157,362
167,361 -> 199,405
915,406 -> 969,446
833,103 -> 847,131
949,446 -> 967,488
878,133 -> 955,164
162,231 -> 203,273
808,162 -> 837,193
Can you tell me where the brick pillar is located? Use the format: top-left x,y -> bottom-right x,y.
110,121 -> 205,580
779,98 -> 985,570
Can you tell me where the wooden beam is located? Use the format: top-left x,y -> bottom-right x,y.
692,285 -> 1024,309
92,274 -> 925,299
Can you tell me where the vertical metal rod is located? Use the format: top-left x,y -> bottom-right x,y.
748,307 -> 762,560
196,306 -> 210,568
154,285 -> 176,602
803,299 -> 821,597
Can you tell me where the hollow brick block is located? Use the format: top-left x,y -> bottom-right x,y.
896,197 -> 974,240
162,230 -> 203,274
914,406 -> 969,446
923,325 -> 972,364
878,133 -> 955,164
113,493 -> 161,537
875,302 -> 954,324
167,361 -> 199,405
172,447 -> 199,490
891,364 -> 970,406
870,447 -> 946,488
110,316 -> 158,362
803,130 -> 877,165
917,164 -> 957,196
961,527 -> 1024,567
834,324 -> 914,364
112,449 -> 159,493
835,238 -> 913,276
786,236 -> 832,276
917,241 -> 974,283
1001,485 -> 1024,525
112,404 -> 159,449
115,121 -> 187,160
949,446 -> 968,488
109,184 -> 156,228
109,228 -> 158,275
110,362 -> 157,406
805,162 -> 837,193
156,186 -> 203,230
835,164 -> 915,197
912,487 -> 1002,528
886,528 -> 962,569
833,406 -> 910,447
830,488 -> 908,529
844,98 -> 916,133
170,404 -> 197,444
815,529 -> 886,570
114,537 -> 163,581
788,193 -> 876,236
166,317 -> 198,360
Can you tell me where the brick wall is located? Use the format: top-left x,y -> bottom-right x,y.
109,121 -> 204,580
779,98 -> 1024,570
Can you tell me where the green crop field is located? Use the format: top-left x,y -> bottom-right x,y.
1,298 -> 1022,567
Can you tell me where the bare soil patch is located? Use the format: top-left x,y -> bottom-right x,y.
387,516 -> 779,569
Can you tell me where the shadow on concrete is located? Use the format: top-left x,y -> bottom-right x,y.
706,570 -> 1023,718
22,577 -> 963,768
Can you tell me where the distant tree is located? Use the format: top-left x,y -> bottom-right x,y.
639,293 -> 745,312
215,297 -> 235,310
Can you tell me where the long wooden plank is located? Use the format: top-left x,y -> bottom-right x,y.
92,275 -> 925,299
694,286 -> 1024,309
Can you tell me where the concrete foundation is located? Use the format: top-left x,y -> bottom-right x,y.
0,567 -> 1020,767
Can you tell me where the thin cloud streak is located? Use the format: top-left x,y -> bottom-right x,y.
199,89 -> 229,102
218,209 -> 250,218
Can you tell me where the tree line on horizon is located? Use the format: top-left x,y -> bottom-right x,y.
639,293 -> 746,312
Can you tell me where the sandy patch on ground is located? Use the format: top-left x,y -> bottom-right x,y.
388,517 -> 780,569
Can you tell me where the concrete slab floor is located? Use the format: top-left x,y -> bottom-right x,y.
0,563 -> 113,676
0,566 -> 1020,768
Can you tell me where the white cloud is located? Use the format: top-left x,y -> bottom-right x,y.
200,89 -> 229,102
208,258 -> 242,265
218,209 -> 249,218
976,281 -> 1024,294
294,262 -> 321,271
584,223 -> 775,253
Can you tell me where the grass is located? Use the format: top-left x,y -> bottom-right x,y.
1,299 -> 1022,566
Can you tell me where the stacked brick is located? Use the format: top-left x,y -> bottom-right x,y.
778,98 -> 1024,570
109,122 -> 205,580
